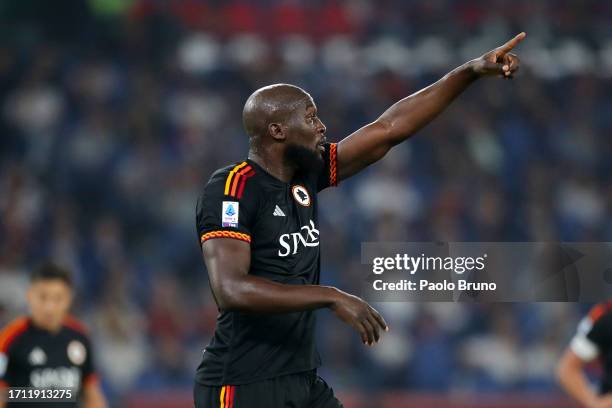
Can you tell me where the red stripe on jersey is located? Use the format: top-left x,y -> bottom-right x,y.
0,317 -> 29,353
84,373 -> 99,387
228,385 -> 235,408
237,170 -> 255,199
589,301 -> 612,323
230,166 -> 253,197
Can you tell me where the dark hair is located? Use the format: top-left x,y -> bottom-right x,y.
30,263 -> 74,288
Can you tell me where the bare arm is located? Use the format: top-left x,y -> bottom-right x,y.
203,238 -> 388,345
83,381 -> 108,408
557,348 -> 612,408
336,32 -> 526,181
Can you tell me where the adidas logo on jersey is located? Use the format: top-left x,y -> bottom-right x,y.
273,205 -> 285,217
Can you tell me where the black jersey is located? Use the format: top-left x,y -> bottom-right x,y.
195,143 -> 338,386
0,317 -> 98,408
570,302 -> 612,393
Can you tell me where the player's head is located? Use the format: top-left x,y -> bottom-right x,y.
27,263 -> 74,332
243,84 -> 327,174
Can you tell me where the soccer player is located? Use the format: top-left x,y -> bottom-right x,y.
0,264 -> 107,408
557,302 -> 612,408
195,33 -> 525,407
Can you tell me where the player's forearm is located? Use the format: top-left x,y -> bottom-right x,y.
557,353 -> 598,408
376,61 -> 478,145
216,275 -> 340,313
83,384 -> 108,408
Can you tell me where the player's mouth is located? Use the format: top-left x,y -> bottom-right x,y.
317,139 -> 326,154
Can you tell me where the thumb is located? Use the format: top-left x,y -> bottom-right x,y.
478,60 -> 506,75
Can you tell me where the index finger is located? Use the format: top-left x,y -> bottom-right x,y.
498,32 -> 526,54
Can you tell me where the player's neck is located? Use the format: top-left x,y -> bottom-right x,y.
30,316 -> 63,334
248,150 -> 295,183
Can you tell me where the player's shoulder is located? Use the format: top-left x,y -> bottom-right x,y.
62,316 -> 91,341
0,317 -> 31,352
203,160 -> 259,201
587,301 -> 612,324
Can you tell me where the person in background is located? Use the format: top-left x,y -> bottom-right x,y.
558,302 -> 612,408
0,263 -> 107,408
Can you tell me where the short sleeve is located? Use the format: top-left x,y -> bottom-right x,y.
316,143 -> 338,192
0,318 -> 29,387
570,304 -> 612,362
0,349 -> 10,387
196,164 -> 257,246
81,336 -> 99,387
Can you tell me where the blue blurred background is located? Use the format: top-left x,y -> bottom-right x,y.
1,0 -> 610,406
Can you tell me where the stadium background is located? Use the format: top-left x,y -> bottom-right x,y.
1,0 -> 610,406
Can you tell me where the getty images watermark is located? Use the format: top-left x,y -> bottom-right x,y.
360,242 -> 612,302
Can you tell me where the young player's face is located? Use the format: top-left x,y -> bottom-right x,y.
27,280 -> 73,332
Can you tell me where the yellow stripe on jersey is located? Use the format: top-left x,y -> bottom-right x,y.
220,385 -> 226,408
224,162 -> 248,196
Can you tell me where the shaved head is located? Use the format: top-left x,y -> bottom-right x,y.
242,84 -> 312,143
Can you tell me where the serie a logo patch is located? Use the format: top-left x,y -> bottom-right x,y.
222,201 -> 239,227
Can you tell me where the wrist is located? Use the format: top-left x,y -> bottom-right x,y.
463,59 -> 482,79
324,286 -> 342,309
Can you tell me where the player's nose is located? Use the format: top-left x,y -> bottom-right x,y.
316,120 -> 326,134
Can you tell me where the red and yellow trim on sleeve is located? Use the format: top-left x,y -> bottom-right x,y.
0,317 -> 29,353
220,385 -> 236,408
0,379 -> 8,389
224,162 -> 256,199
83,373 -> 99,387
588,301 -> 612,323
329,143 -> 338,187
201,231 -> 251,244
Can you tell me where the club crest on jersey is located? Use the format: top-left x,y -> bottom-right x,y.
292,185 -> 311,207
222,201 -> 239,227
29,347 -> 47,366
67,340 -> 87,365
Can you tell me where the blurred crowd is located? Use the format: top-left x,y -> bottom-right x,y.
1,0 -> 611,404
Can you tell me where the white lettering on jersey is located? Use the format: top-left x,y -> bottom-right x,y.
278,220 -> 319,257
30,367 -> 81,388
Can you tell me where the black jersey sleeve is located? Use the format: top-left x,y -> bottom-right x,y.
587,309 -> 612,351
81,336 -> 98,386
0,318 -> 29,387
196,163 -> 258,246
571,303 -> 612,362
0,348 -> 11,386
316,143 -> 338,192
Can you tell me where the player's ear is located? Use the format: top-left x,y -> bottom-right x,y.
268,123 -> 286,142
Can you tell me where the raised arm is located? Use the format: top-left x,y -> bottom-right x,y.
336,32 -> 526,180
202,238 -> 388,345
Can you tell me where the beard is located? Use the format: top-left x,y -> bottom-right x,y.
283,143 -> 324,178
